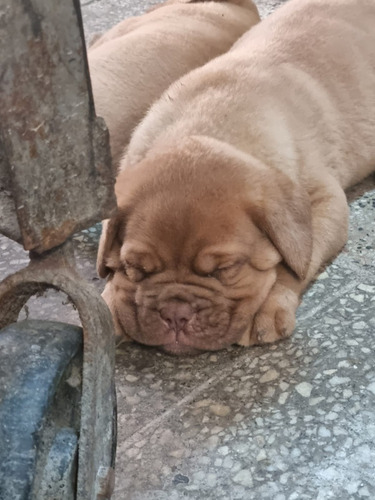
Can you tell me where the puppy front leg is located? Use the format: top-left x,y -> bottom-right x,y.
239,175 -> 349,346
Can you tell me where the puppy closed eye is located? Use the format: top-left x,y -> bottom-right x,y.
204,262 -> 243,282
123,262 -> 154,282
120,243 -> 161,282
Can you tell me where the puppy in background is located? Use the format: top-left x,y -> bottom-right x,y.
99,0 -> 375,355
88,0 -> 260,170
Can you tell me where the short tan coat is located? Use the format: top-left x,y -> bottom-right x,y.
99,0 -> 375,354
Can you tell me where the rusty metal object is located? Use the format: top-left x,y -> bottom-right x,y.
0,141 -> 22,243
0,0 -> 116,253
0,0 -> 118,497
0,243 -> 116,500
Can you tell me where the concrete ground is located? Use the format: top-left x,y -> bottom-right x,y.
1,0 -> 375,499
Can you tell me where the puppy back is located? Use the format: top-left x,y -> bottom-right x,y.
151,0 -> 258,14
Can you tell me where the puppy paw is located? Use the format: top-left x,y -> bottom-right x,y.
250,285 -> 299,345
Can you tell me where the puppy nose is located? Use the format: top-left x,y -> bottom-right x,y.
159,301 -> 194,331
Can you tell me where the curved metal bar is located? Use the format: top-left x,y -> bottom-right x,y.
0,242 -> 116,500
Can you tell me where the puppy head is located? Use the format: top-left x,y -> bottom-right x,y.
98,137 -> 312,354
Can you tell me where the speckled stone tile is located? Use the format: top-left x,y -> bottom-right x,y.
113,277 -> 375,499
346,181 -> 375,267
0,1 -> 374,500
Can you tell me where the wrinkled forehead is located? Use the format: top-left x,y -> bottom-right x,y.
124,193 -> 252,265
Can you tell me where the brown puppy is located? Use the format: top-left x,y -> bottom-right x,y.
98,0 -> 375,355
88,0 -> 260,170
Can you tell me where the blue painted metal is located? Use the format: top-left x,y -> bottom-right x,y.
0,320 -> 82,500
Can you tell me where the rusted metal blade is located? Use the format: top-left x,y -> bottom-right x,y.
0,0 -> 116,252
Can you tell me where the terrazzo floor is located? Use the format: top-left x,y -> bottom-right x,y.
1,0 -> 374,499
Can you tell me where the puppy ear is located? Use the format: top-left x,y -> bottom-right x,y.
250,174 -> 312,280
97,216 -> 122,278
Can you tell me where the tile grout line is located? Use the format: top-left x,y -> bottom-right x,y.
298,280 -> 359,322
298,258 -> 374,322
119,260 -> 375,450
119,355 -> 249,449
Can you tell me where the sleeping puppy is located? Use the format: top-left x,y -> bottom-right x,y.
98,0 -> 375,355
88,0 -> 260,170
